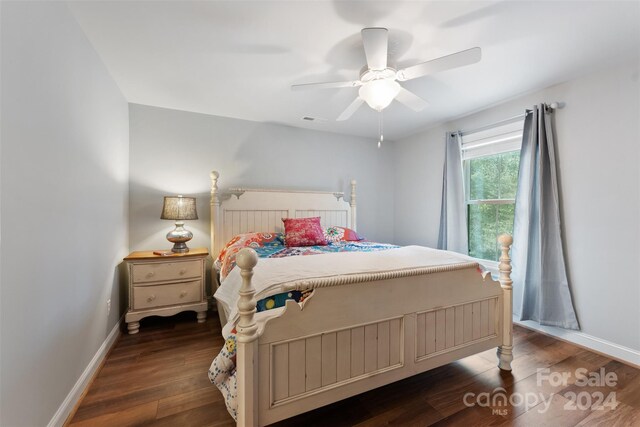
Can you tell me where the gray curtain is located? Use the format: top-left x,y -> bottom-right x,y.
512,105 -> 579,330
438,132 -> 468,254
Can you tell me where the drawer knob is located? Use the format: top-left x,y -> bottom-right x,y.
147,295 -> 156,302
146,272 -> 155,278
179,269 -> 187,275
180,291 -> 188,298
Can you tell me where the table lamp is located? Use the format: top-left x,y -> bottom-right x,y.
161,195 -> 198,253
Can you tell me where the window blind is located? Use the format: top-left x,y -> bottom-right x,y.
461,120 -> 524,160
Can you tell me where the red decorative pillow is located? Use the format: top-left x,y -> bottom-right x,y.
282,217 -> 328,247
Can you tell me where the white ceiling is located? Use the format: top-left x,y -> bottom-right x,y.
68,1 -> 640,140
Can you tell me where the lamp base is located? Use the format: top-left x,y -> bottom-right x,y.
170,242 -> 190,253
166,221 -> 193,253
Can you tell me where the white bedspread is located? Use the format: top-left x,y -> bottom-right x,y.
214,245 -> 482,336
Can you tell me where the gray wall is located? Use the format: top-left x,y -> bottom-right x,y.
394,61 -> 640,352
0,2 -> 129,425
129,104 -> 395,252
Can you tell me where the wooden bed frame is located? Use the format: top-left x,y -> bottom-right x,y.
209,171 -> 514,426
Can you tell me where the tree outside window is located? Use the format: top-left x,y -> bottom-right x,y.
465,151 -> 520,261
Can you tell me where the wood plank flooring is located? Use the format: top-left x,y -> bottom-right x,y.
68,311 -> 640,426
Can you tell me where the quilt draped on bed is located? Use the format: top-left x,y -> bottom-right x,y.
208,242 -> 488,419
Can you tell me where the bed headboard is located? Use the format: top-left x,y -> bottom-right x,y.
210,171 -> 357,257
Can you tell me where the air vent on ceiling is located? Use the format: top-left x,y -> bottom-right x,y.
302,116 -> 327,122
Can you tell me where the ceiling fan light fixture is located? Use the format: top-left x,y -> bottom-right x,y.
358,79 -> 401,112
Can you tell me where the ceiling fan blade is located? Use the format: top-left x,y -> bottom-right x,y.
337,97 -> 364,121
361,27 -> 388,71
291,80 -> 361,91
397,47 -> 481,81
395,87 -> 429,111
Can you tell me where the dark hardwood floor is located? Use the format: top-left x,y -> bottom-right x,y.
68,311 -> 640,426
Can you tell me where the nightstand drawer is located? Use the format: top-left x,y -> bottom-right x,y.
131,260 -> 201,284
133,280 -> 201,310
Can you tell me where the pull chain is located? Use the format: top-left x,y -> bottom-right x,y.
378,111 -> 384,148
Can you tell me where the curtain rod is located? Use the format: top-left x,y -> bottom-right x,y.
454,102 -> 563,137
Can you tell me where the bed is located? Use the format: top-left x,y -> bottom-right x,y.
208,171 -> 514,426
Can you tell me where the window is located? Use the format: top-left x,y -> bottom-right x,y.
462,120 -> 524,262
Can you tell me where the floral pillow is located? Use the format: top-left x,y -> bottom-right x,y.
215,232 -> 283,280
282,217 -> 328,247
323,226 -> 364,243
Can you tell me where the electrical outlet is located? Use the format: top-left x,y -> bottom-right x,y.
107,299 -> 111,316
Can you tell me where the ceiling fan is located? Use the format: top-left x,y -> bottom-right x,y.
292,28 -> 482,122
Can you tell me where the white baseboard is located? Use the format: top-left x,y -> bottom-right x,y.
47,316 -> 123,427
514,316 -> 640,367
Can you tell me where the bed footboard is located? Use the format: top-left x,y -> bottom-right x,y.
234,236 -> 513,426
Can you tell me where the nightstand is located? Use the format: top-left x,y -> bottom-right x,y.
124,248 -> 209,334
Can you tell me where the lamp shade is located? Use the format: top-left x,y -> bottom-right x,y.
161,195 -> 198,221
358,79 -> 401,111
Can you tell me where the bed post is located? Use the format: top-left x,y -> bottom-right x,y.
235,248 -> 259,426
350,179 -> 357,231
210,171 -> 221,257
497,234 -> 514,371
